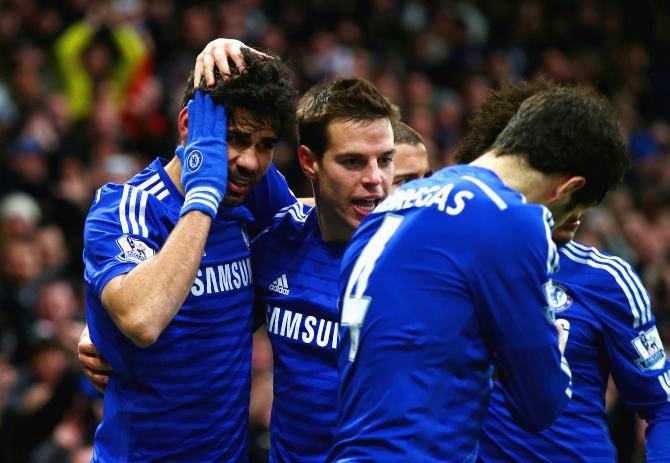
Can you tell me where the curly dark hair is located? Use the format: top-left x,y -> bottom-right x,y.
297,78 -> 400,156
459,80 -> 629,205
182,48 -> 296,138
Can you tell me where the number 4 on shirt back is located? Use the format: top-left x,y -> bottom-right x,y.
341,214 -> 404,361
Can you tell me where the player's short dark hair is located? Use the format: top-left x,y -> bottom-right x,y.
297,78 -> 400,156
392,120 -> 424,146
460,81 -> 629,205
456,78 -> 555,164
182,48 -> 296,137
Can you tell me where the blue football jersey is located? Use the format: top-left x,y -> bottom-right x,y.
480,241 -> 670,463
330,165 -> 572,463
83,158 -> 294,462
252,203 -> 346,463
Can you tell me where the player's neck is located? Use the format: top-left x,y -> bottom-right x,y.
164,156 -> 185,196
470,150 -> 555,203
315,205 -> 354,242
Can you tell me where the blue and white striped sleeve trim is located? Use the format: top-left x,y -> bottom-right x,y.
274,202 -> 310,224
561,355 -> 573,398
137,173 -> 171,201
119,184 -> 151,238
659,371 -> 670,402
541,207 -> 560,275
250,202 -> 309,246
560,242 -> 652,328
183,186 -> 222,217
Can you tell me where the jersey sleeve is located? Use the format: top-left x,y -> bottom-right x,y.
83,184 -> 167,298
471,205 -> 572,431
244,164 -> 298,230
593,261 -> 670,462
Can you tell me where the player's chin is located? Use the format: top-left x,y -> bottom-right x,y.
551,228 -> 575,246
222,191 -> 247,206
345,209 -> 366,230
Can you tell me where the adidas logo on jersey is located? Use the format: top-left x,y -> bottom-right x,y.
269,274 -> 290,295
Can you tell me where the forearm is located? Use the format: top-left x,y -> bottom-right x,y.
499,344 -> 571,431
102,211 -> 211,346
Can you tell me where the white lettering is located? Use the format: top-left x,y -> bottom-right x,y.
218,264 -> 232,291
280,310 -> 303,339
268,305 -> 280,334
332,322 -> 339,348
402,189 -> 418,209
415,186 -> 441,207
246,258 -> 253,284
206,266 -> 219,294
374,183 -> 475,217
188,258 -> 252,296
302,316 -> 316,343
231,262 -> 241,289
316,320 -> 333,347
191,270 -> 204,296
426,184 -> 454,211
240,260 -> 249,286
446,190 -> 474,215
265,307 -> 339,350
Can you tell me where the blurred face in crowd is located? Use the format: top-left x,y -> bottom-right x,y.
3,240 -> 42,285
11,152 -> 48,185
32,344 -> 68,385
299,118 -> 395,241
179,107 -> 279,206
391,141 -> 430,192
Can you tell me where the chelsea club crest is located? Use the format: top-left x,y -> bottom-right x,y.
548,281 -> 573,313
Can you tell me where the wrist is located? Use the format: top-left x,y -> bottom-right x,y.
181,186 -> 224,219
178,208 -> 215,224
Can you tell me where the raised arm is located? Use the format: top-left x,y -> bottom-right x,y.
101,211 -> 211,347
89,92 -> 228,347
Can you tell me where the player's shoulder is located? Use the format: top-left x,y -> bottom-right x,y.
447,165 -> 550,237
86,159 -> 175,230
447,164 -> 528,208
559,241 -> 641,287
559,241 -> 652,328
251,201 -> 313,249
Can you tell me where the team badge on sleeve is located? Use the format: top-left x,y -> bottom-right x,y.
631,326 -> 666,371
115,235 -> 156,264
543,280 -> 573,322
548,281 -> 573,313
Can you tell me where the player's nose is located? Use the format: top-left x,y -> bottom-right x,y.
362,160 -> 383,186
234,147 -> 261,174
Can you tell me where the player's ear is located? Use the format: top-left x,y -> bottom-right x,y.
298,145 -> 319,180
177,107 -> 189,144
549,176 -> 586,204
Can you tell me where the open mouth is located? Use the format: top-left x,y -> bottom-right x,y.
227,177 -> 254,195
352,198 -> 382,216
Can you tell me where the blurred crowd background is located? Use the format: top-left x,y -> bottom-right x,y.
0,0 -> 668,461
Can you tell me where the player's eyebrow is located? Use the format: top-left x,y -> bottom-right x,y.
335,148 -> 396,158
227,129 -> 280,144
261,136 -> 280,144
227,129 -> 251,140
